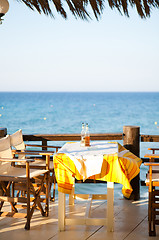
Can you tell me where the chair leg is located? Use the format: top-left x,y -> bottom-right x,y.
30,181 -> 46,217
45,172 -> 49,216
0,186 -> 4,211
25,165 -> 30,230
149,191 -> 156,236
12,181 -> 14,198
53,176 -> 56,202
152,206 -> 156,237
29,174 -> 49,219
1,181 -> 18,213
50,169 -> 56,202
11,182 -> 19,213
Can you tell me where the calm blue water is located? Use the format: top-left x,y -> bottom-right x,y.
1,92 -> 159,186
1,92 -> 159,134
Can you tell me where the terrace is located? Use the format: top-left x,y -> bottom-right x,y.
0,126 -> 159,239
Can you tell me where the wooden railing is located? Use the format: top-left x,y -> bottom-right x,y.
141,135 -> 159,142
22,133 -> 159,161
23,133 -> 123,142
21,133 -> 159,143
22,133 -> 159,164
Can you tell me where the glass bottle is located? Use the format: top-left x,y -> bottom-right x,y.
85,123 -> 90,146
80,123 -> 85,146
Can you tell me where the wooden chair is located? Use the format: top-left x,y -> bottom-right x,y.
0,135 -> 49,230
147,148 -> 159,173
9,129 -> 61,201
144,153 -> 159,236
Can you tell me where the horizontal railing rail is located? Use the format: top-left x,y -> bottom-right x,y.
140,134 -> 159,142
23,133 -> 159,142
23,133 -> 123,142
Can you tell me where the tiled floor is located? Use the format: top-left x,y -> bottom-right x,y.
0,186 -> 158,240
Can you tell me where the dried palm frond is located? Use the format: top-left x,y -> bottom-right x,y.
16,0 -> 159,19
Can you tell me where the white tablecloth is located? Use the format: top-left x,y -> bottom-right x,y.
58,141 -> 119,180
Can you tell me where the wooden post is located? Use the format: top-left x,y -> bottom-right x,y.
123,126 -> 140,200
0,128 -> 7,138
42,139 -> 47,159
42,139 -> 47,150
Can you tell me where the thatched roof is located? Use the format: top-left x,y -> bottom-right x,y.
18,0 -> 159,19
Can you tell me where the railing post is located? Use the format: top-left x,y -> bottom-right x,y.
42,139 -> 48,159
42,139 -> 47,150
0,127 -> 7,138
123,126 -> 140,200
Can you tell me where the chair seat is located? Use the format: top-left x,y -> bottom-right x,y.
146,166 -> 159,183
17,160 -> 54,170
146,172 -> 159,183
0,166 -> 48,180
29,160 -> 54,169
152,165 -> 159,172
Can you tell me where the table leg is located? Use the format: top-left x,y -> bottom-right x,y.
69,185 -> 75,205
58,191 -> 65,231
107,181 -> 114,232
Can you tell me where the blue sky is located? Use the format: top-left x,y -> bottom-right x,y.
1,1 -> 159,92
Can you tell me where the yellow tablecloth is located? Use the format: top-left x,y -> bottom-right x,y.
53,142 -> 142,198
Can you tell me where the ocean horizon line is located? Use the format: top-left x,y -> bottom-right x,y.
0,91 -> 159,94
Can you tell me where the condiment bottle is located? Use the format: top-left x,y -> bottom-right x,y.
85,123 -> 90,146
81,123 -> 85,146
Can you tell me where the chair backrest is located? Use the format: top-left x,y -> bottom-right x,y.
10,129 -> 26,159
10,129 -> 25,150
0,135 -> 13,173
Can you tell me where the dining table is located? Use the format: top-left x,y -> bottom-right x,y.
53,141 -> 142,231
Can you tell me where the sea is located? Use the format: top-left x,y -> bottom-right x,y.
1,91 -> 159,198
